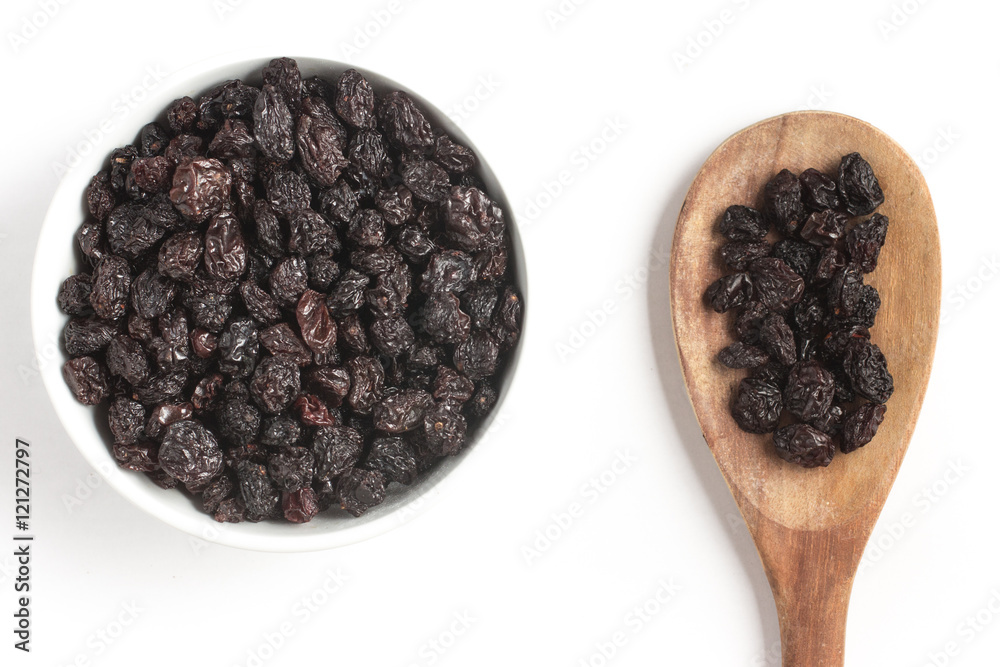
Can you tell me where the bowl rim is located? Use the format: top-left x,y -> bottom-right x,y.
30,50 -> 528,552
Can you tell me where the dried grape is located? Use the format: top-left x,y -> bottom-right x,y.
59,59 -> 521,523
705,152 -> 892,467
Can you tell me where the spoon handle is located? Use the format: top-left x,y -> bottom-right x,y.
772,573 -> 851,666
754,520 -> 861,667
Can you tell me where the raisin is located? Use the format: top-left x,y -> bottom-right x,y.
800,209 -> 847,246
362,437 -> 416,484
841,403 -> 887,453
86,172 -> 115,220
106,204 -> 165,258
434,135 -> 476,174
260,415 -> 302,448
466,383 -> 498,419
90,255 -> 131,320
134,369 -> 188,404
335,69 -> 377,129
60,61 -> 522,523
720,241 -> 771,270
165,134 -> 204,165
267,447 -> 314,492
422,293 -> 471,344
328,269 -> 369,313
370,316 -> 417,356
250,356 -> 301,414
336,468 -> 386,516
705,273 -> 752,313
373,390 -> 433,433
58,274 -> 94,317
130,268 -> 177,320
308,367 -> 352,406
217,396 -> 261,446
158,231 -> 203,282
421,250 -> 476,294
113,442 -> 159,473
719,205 -> 768,241
294,394 -> 339,426
202,475 -> 234,513
269,256 -> 309,307
401,157 -> 451,203
191,373 -> 224,411
397,225 -> 437,262
762,169 -> 805,235
262,57 -> 302,113
63,317 -> 117,357
838,152 -> 884,216
308,254 -> 340,290
810,404 -> 844,437
346,356 -> 384,414
784,361 -> 835,421
108,396 -> 146,445
731,378 -> 782,434
166,96 -> 198,134
337,312 -> 370,354
288,208 -> 338,256
183,279 -> 233,333
433,366 -> 476,405
772,239 -> 818,280
283,488 -> 320,523
749,258 -> 804,312
812,247 -> 846,286
346,209 -> 387,248
76,218 -> 106,265
215,317 -> 259,380
375,186 -> 414,227
253,84 -> 295,163
842,338 -> 893,403
349,129 -> 393,178
317,180 -> 357,225
106,334 -> 150,386
462,283 -> 499,330
444,186 -> 504,252
313,426 -> 363,481
734,301 -> 768,346
158,421 -> 223,486
296,290 -> 337,357
379,91 -> 434,150
454,331 -> 499,380
297,96 -> 348,187
213,498 -> 246,523
846,213 -> 889,273
259,323 -> 312,366
131,156 -> 173,193
235,460 -> 280,521
799,168 -> 840,212
145,402 -> 194,439
718,342 -> 769,369
209,119 -> 256,159
422,403 -> 467,456
169,158 -> 231,222
773,424 -> 835,468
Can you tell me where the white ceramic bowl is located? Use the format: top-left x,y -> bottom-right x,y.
31,54 -> 526,552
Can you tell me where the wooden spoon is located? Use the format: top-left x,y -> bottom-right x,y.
670,111 -> 940,666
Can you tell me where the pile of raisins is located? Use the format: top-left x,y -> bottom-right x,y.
58,58 -> 522,523
705,153 -> 892,468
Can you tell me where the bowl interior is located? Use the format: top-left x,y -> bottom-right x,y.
31,54 -> 527,552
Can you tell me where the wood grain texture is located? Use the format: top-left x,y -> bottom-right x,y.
669,111 -> 941,666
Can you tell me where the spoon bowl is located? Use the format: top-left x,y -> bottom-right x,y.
670,111 -> 940,665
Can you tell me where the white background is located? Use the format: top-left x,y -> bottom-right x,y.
1,1 -> 998,665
